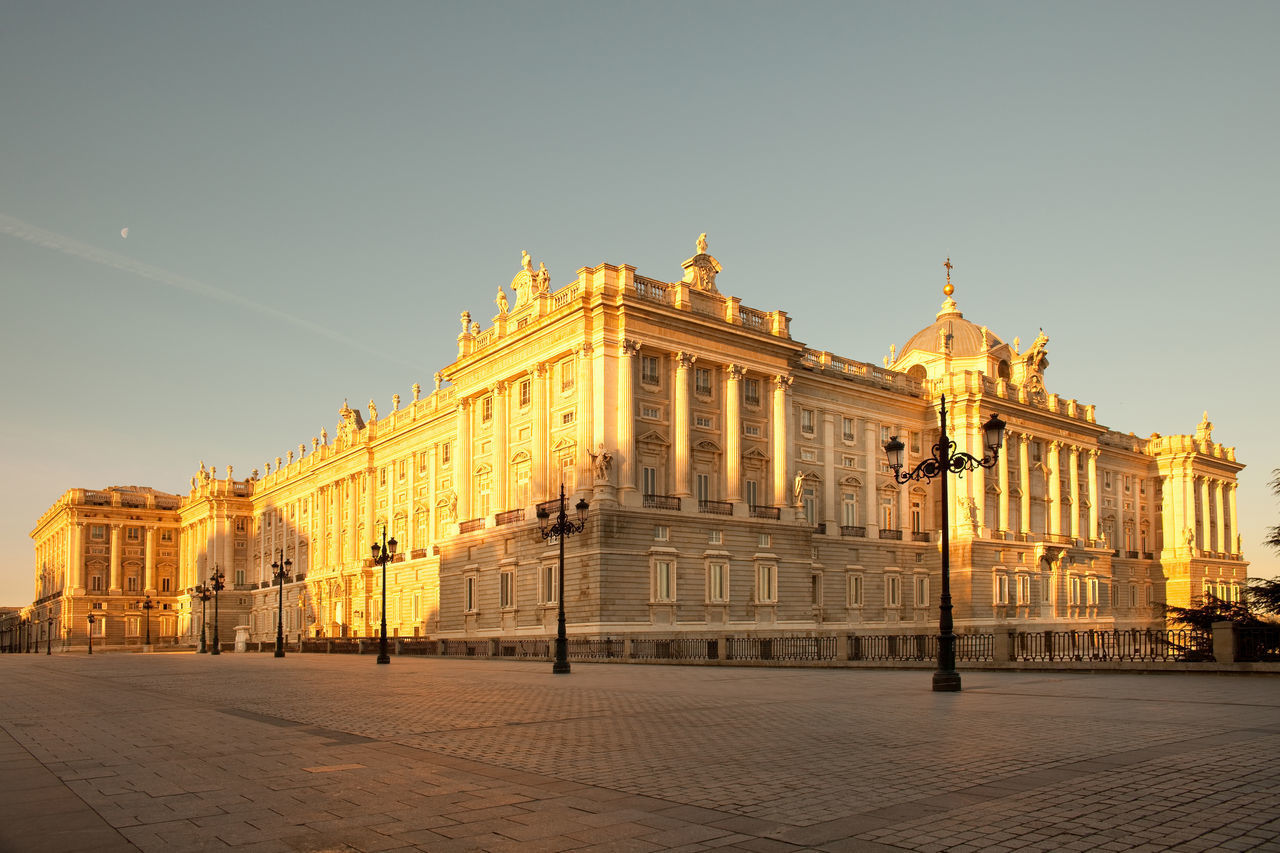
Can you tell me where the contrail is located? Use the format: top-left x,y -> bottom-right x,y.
0,212 -> 419,369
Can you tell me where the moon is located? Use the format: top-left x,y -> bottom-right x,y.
120,227 -> 129,239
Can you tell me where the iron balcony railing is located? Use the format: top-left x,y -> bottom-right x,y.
750,505 -> 780,519
643,494 -> 681,510
840,525 -> 866,537
879,529 -> 903,540
698,499 -> 732,515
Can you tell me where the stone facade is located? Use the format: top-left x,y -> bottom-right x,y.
24,239 -> 1247,648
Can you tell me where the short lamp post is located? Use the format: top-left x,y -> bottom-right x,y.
139,594 -> 154,647
86,612 -> 95,655
193,584 -> 212,653
535,484 -> 589,675
209,567 -> 225,656
271,550 -> 291,658
370,528 -> 397,665
46,616 -> 53,655
884,394 -> 1005,693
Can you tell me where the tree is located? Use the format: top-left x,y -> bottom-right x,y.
1248,576 -> 1280,616
1266,469 -> 1280,555
1164,593 -> 1263,633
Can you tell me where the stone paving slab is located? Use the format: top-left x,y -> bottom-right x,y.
0,654 -> 1278,852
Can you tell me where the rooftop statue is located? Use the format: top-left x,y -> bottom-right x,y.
682,232 -> 722,293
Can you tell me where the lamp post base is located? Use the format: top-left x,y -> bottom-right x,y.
274,649 -> 285,658
552,660 -> 571,674
932,670 -> 962,692
376,654 -> 390,664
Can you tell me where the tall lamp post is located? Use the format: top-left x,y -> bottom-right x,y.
46,616 -> 53,655
536,484 -> 589,675
138,594 -> 153,647
209,567 -> 225,656
87,612 -> 95,655
884,394 -> 1004,692
193,585 -> 212,653
271,550 -> 291,658
370,528 -> 397,665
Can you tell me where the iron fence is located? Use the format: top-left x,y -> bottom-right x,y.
630,637 -> 717,660
727,635 -> 837,661
1236,626 -> 1280,662
1012,628 -> 1212,662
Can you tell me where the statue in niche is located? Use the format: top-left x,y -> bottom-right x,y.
958,497 -> 978,525
495,287 -> 509,315
589,443 -> 613,481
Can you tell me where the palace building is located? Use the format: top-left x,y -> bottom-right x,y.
25,237 -> 1248,650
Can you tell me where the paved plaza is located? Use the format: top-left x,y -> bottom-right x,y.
1,654 -> 1277,853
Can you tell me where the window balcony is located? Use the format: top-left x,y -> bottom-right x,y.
911,531 -> 931,543
458,518 -> 485,534
643,494 -> 681,511
495,509 -> 525,526
749,505 -> 780,520
698,499 -> 732,516
878,529 -> 903,540
840,525 -> 866,538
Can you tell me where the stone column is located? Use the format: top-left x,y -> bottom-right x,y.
1018,435 -> 1031,536
577,346 -> 593,497
725,364 -> 743,504
673,351 -> 695,498
406,459 -> 416,554
864,421 -> 879,537
1069,446 -> 1081,540
109,524 -> 122,592
364,470 -> 376,548
1198,476 -> 1211,552
1228,483 -> 1240,554
72,522 -> 84,589
997,430 -> 1010,534
772,375 -> 792,507
348,475 -> 359,563
1088,450 -> 1100,542
617,341 -> 639,495
493,382 -> 508,512
822,412 -> 837,525
455,399 -> 471,520
532,364 -> 548,501
144,527 -> 156,592
1214,479 -> 1225,553
1046,441 -> 1061,537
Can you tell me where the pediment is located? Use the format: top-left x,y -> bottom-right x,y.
637,430 -> 670,447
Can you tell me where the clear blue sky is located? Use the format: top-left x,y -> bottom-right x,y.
2,1 -> 1277,604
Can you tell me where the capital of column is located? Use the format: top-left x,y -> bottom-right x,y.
492,380 -> 508,396
619,339 -> 641,357
1018,433 -> 1030,447
727,363 -> 745,381
774,374 -> 793,390
1049,440 -> 1062,453
532,362 -> 548,379
675,351 -> 697,370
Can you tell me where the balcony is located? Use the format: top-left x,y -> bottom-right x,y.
643,494 -> 681,511
814,522 -> 827,534
410,548 -> 429,560
911,531 -> 931,543
840,525 -> 866,538
879,529 -> 903,540
749,505 -> 780,520
458,518 -> 485,534
495,508 -> 525,526
1125,550 -> 1139,559
698,499 -> 732,516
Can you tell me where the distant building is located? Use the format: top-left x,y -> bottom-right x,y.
22,238 -> 1248,650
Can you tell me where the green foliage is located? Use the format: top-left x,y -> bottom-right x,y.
1267,469 -> 1280,556
1247,576 -> 1280,616
1164,593 -> 1264,633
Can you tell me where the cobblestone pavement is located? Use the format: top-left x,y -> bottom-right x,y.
1,654 -> 1278,853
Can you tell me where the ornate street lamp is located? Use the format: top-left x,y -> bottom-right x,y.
271,549 -> 292,658
46,616 -> 53,655
884,394 -> 1005,692
209,567 -> 225,656
87,612 -> 95,655
138,594 -> 154,647
192,584 -> 212,653
536,484 -> 589,675
370,528 -> 397,665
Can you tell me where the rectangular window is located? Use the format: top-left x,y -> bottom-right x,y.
802,488 -> 817,525
127,576 -> 138,591
708,530 -> 722,545
746,479 -> 758,508
561,359 -> 575,391
801,409 -> 815,434
696,473 -> 710,504
561,410 -> 575,425
380,467 -> 388,486
695,367 -> 712,396
695,415 -> 714,429
126,617 -> 140,637
440,442 -> 452,466
643,466 -> 658,496
1087,577 -> 1100,606
1017,575 -> 1031,605
886,575 -> 900,607
914,575 -> 929,607
641,355 -> 660,385
744,424 -> 761,437
744,378 -> 761,406
653,525 -> 669,541
847,574 -> 863,607
160,529 -> 173,542
707,561 -> 729,603
642,406 -> 661,419
994,574 -> 1009,605
755,563 -> 777,603
757,532 -> 770,548
1145,584 -> 1154,605
1069,576 -> 1082,606
419,451 -> 429,472
499,571 -> 514,609
481,395 -> 493,423
910,432 -> 921,453
541,565 -> 558,604
880,426 -> 891,444
161,577 -> 171,592
519,379 -> 531,407
1129,584 -> 1137,608
91,575 -> 102,590
235,569 -> 245,585
126,527 -> 140,542
842,496 -> 859,527
464,576 -> 477,612
91,525 -> 105,540
653,560 -> 675,602
811,573 -> 823,606
399,459 -> 407,480
842,417 -> 856,441
234,518 -> 246,533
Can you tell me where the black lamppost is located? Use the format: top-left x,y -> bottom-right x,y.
370,528 -> 397,665
192,585 -> 212,653
46,616 -> 53,655
884,394 -> 1005,692
139,594 -> 154,647
87,612 -> 95,655
209,567 -> 225,656
271,550 -> 291,658
536,484 -> 589,675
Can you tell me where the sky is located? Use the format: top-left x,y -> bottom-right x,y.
2,1 -> 1278,605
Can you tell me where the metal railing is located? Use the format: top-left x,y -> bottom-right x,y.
458,518 -> 485,533
568,638 -> 626,659
727,636 -> 836,661
1012,628 -> 1212,662
878,529 -> 903,540
911,531 -> 931,542
840,525 -> 866,537
698,499 -> 732,515
848,633 -> 994,662
750,505 -> 780,519
495,508 -> 525,526
1236,626 -> 1280,662
630,637 -> 716,660
643,494 -> 681,510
